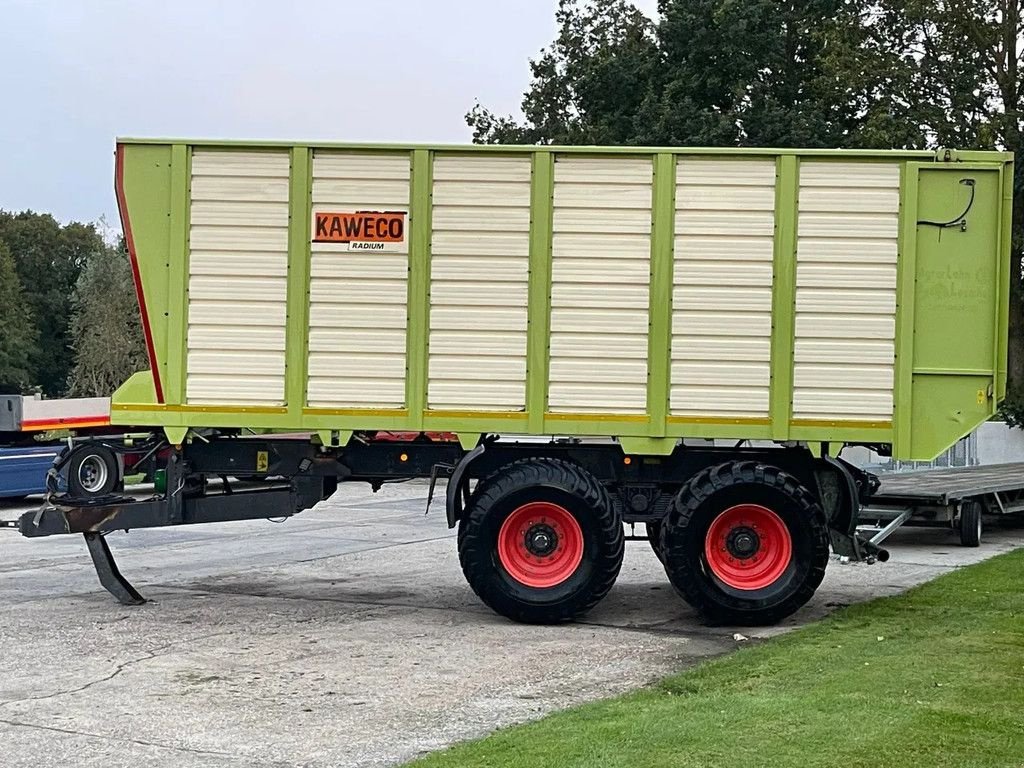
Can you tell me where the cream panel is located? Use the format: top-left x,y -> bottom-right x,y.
429,155 -> 532,410
548,156 -> 652,414
794,161 -> 900,422
308,151 -> 411,408
186,149 -> 289,405
671,158 -> 776,417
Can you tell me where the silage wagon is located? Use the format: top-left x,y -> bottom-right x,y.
6,140 -> 1013,625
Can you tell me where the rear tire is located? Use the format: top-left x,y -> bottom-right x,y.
458,458 -> 624,624
958,501 -> 982,547
663,461 -> 829,626
66,445 -> 119,499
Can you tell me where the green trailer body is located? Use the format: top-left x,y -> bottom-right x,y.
113,140 -> 1013,460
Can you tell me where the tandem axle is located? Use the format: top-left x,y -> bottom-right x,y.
5,432 -> 885,626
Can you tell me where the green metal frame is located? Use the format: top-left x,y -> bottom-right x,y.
285,147 -> 312,419
769,155 -> 799,441
112,139 -> 1014,460
893,162 -> 918,456
646,153 -> 676,439
526,151 -> 555,433
407,149 -> 432,429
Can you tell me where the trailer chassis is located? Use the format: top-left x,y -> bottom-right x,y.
4,432 -> 886,623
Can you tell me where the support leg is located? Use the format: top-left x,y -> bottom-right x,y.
83,532 -> 146,605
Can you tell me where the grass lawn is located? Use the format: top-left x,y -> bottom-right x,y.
413,549 -> 1024,768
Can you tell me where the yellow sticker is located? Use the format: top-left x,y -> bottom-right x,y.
977,390 -> 986,404
256,450 -> 269,473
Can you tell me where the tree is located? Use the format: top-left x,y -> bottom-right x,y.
66,239 -> 147,397
0,242 -> 39,393
468,0 -> 866,148
646,0 -> 869,146
0,211 -> 106,395
467,0 -> 659,144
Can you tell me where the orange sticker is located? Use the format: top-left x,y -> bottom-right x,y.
313,211 -> 406,244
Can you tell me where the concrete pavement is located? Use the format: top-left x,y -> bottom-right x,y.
1,480 -> 1021,767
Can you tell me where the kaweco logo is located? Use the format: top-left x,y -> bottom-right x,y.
313,211 -> 407,252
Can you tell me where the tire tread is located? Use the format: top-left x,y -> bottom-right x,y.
663,460 -> 829,625
457,458 -> 623,623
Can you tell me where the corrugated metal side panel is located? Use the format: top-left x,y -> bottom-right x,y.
307,152 -> 410,408
186,149 -> 289,405
549,156 -> 652,413
429,156 -> 531,410
671,158 -> 776,417
794,162 -> 900,421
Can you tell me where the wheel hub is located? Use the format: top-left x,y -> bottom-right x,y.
726,526 -> 760,559
524,523 -> 558,556
78,456 -> 109,494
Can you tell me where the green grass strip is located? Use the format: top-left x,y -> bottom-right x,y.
413,550 -> 1024,768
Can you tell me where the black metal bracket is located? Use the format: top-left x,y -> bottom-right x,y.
821,455 -> 889,562
424,461 -> 455,516
83,532 -> 145,605
446,442 -> 487,528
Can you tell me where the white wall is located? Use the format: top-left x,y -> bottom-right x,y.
975,421 -> 1024,465
840,421 -> 1024,470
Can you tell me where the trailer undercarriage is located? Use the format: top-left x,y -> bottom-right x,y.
3,432 -> 888,626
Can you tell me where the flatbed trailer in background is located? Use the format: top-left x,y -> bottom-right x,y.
3,139 -> 1014,627
858,462 -> 1024,547
0,396 -> 111,499
0,395 -> 163,500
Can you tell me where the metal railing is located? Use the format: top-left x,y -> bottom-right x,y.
875,431 -> 979,473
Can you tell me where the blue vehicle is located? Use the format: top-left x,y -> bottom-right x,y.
0,444 -> 62,499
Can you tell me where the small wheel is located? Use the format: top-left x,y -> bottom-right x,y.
67,445 -> 119,498
663,461 -> 829,626
647,520 -> 666,564
458,458 -> 624,624
958,501 -> 982,547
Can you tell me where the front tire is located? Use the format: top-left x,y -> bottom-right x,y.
647,520 -> 666,563
663,461 -> 829,626
457,458 -> 624,624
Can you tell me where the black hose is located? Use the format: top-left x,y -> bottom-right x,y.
917,178 -> 976,228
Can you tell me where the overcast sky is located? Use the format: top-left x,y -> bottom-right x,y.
0,0 -> 657,227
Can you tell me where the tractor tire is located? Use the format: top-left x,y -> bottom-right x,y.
663,461 -> 829,626
457,458 -> 624,624
647,520 -> 666,564
958,501 -> 982,547
66,444 -> 119,499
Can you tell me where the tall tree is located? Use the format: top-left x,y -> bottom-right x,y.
648,0 -> 859,146
0,241 -> 39,393
66,239 -> 147,397
0,211 -> 105,396
469,0 -> 863,148
467,0 -> 659,144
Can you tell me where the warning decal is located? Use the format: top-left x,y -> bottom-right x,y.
313,210 -> 407,252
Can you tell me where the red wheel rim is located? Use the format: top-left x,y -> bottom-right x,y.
497,502 -> 584,588
704,504 -> 793,591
